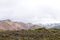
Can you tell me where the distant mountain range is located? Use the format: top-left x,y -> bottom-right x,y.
0,19 -> 60,30
42,23 -> 60,29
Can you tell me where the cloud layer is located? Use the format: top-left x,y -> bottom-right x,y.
0,0 -> 60,24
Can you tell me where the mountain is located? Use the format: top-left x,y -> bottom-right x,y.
51,23 -> 60,29
42,23 -> 60,29
0,19 -> 60,30
0,19 -> 43,30
0,19 -> 31,30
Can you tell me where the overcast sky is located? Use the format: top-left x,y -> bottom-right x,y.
0,0 -> 60,24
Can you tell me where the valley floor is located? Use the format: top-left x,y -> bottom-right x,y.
0,28 -> 60,40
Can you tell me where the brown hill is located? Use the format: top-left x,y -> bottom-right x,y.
0,19 -> 34,30
0,19 -> 43,30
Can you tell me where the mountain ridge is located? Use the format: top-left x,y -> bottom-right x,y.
0,19 -> 60,30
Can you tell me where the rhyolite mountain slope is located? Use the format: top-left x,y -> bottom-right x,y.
0,19 -> 30,30
0,19 -> 60,30
0,19 -> 42,30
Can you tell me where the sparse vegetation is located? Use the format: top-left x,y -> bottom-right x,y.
0,28 -> 60,40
